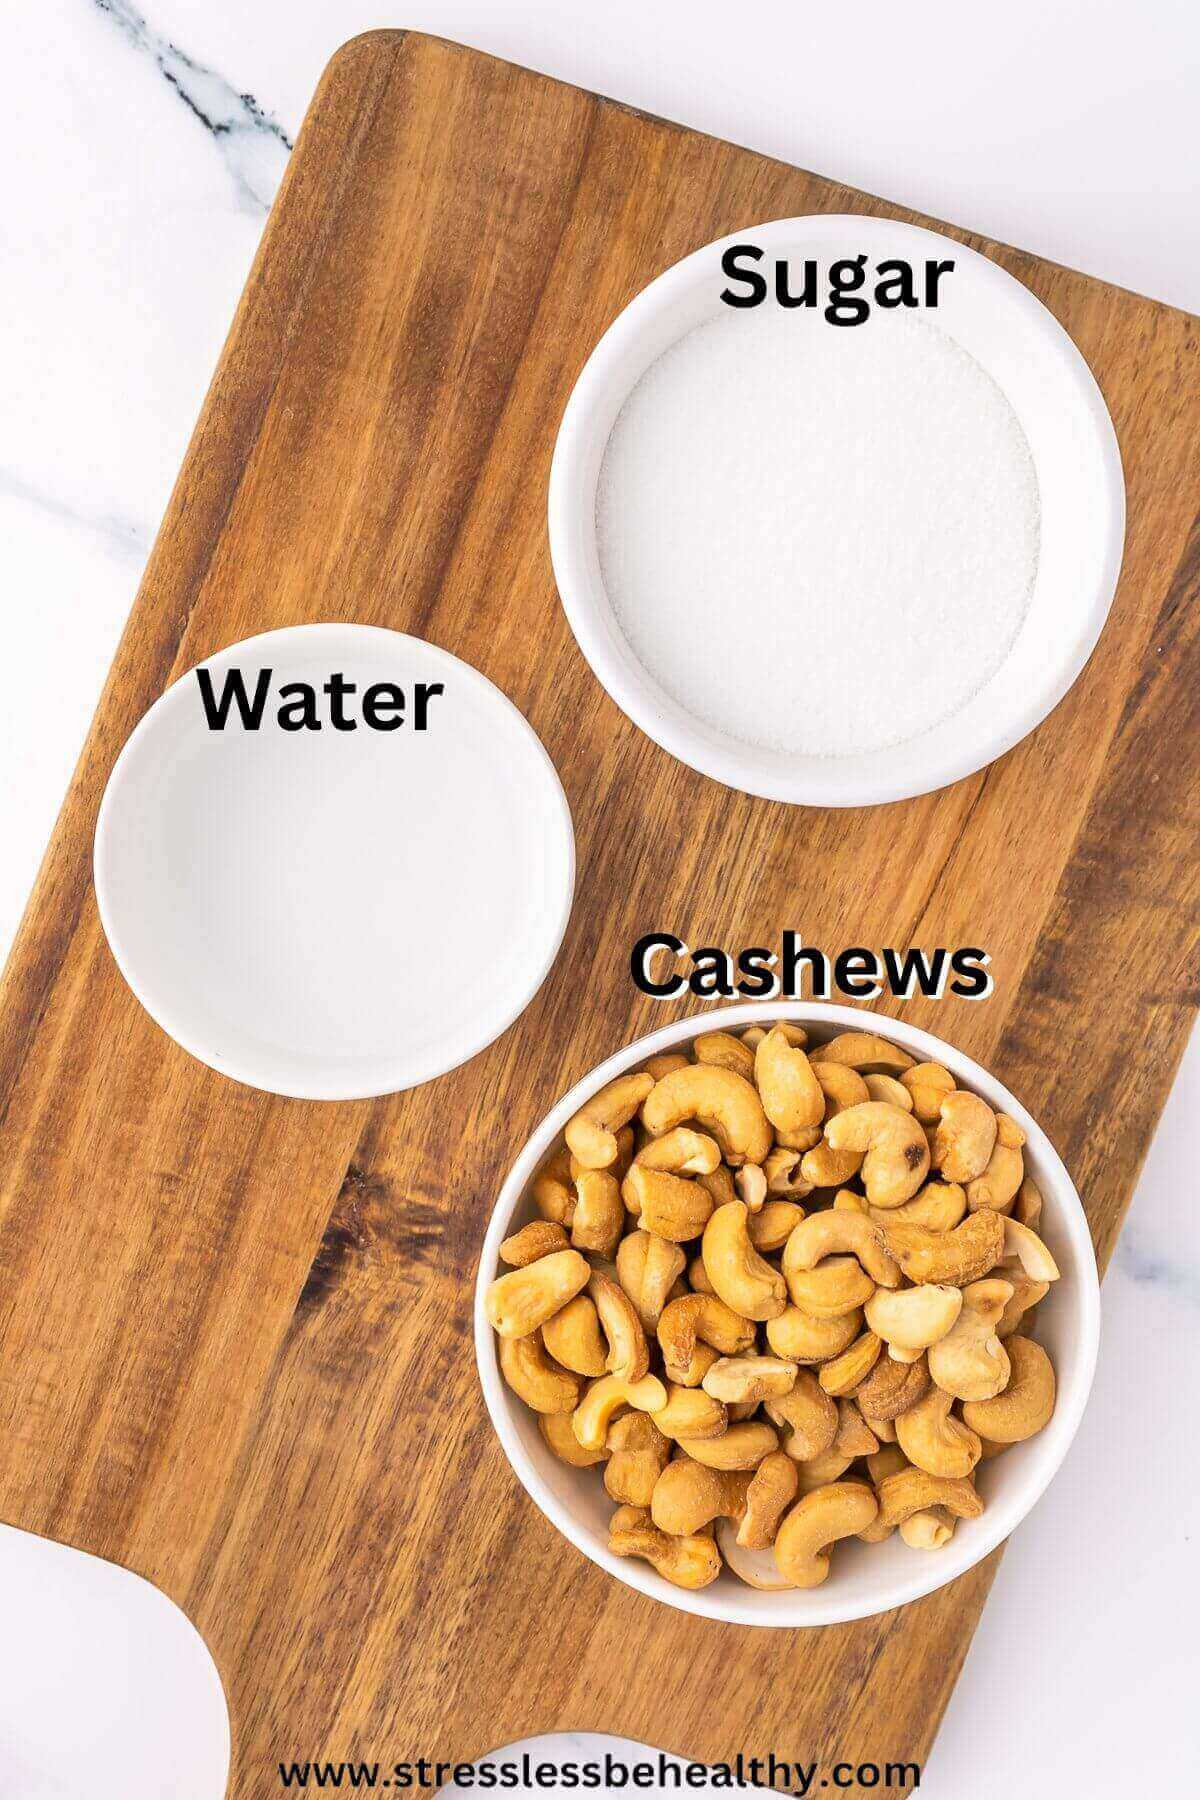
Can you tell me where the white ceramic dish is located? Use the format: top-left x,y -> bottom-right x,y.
549,214 -> 1125,807
475,1001 -> 1100,1627
94,624 -> 574,1101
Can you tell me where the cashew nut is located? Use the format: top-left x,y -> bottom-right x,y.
967,1114 -> 1026,1213
782,1210 -> 902,1288
571,1126 -> 635,1188
641,1052 -> 692,1080
882,1208 -> 1005,1286
1002,1217 -> 1061,1282
774,1482 -> 880,1587
485,1248 -> 592,1338
866,1444 -> 909,1487
702,1355 -> 797,1405
865,1283 -> 963,1353
871,1180 -> 966,1235
694,1030 -> 757,1081
858,1444 -> 909,1540
900,1508 -> 956,1549
927,1305 -> 1010,1403
783,1253 -> 875,1320
531,1149 -> 576,1227
850,1444 -> 907,1540
539,1411 -> 607,1467
834,1397 -> 880,1458
698,1164 -> 737,1208
960,1276 -> 1014,1328
652,1383 -> 729,1441
825,1102 -> 930,1207
604,1411 -> 671,1506
815,1032 -> 913,1073
737,1450 -> 799,1549
735,1164 -> 768,1213
1013,1174 -> 1043,1229
608,1504 -> 721,1589
875,1467 -> 984,1530
633,1126 -> 722,1177
565,1073 -> 655,1171
615,1229 -> 687,1331
650,1457 -> 748,1534
900,1062 -> 956,1122
855,1351 -> 930,1422
961,1336 -> 1055,1443
792,1447 -> 856,1493
500,1220 -> 570,1266
570,1170 -> 624,1257
776,1123 -> 821,1157
542,1293 -> 609,1377
499,1332 -> 583,1414
800,1062 -> 870,1186
934,1091 -> 998,1183
766,1305 -> 863,1364
701,1201 -> 787,1320
716,1521 -> 796,1589
657,1292 -> 756,1383
766,1369 -> 838,1461
748,1199 -> 806,1252
572,1372 -> 668,1450
678,1420 -> 779,1470
754,1028 -> 825,1136
895,1384 -> 981,1478
677,1341 -> 723,1387
622,1165 -> 713,1242
588,1271 -> 650,1383
995,1262 -> 1049,1339
769,1022 -> 808,1047
687,1253 -> 716,1295
763,1148 -> 813,1197
817,1329 -> 883,1397
642,1063 -> 772,1167
863,1072 -> 913,1110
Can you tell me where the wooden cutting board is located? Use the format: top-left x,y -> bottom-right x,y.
1,30 -> 1198,1795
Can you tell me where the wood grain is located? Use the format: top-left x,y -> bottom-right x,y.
1,30 -> 1198,1794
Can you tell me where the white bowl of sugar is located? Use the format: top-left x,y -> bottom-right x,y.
549,215 -> 1124,807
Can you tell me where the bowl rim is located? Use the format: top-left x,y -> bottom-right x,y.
474,1000 -> 1101,1627
548,212 -> 1126,808
93,621 -> 576,1102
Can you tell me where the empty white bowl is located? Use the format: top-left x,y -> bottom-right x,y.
549,215 -> 1125,807
94,624 -> 574,1100
475,1001 -> 1100,1626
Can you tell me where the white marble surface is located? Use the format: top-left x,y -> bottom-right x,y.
2,4 -> 1198,1795
0,1527 -> 229,1800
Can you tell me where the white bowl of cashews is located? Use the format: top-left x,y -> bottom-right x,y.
475,1002 -> 1100,1627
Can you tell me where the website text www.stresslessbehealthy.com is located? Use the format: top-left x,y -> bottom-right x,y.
277,1752 -> 921,1792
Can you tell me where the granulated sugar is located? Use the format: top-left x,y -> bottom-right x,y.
596,309 -> 1040,756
